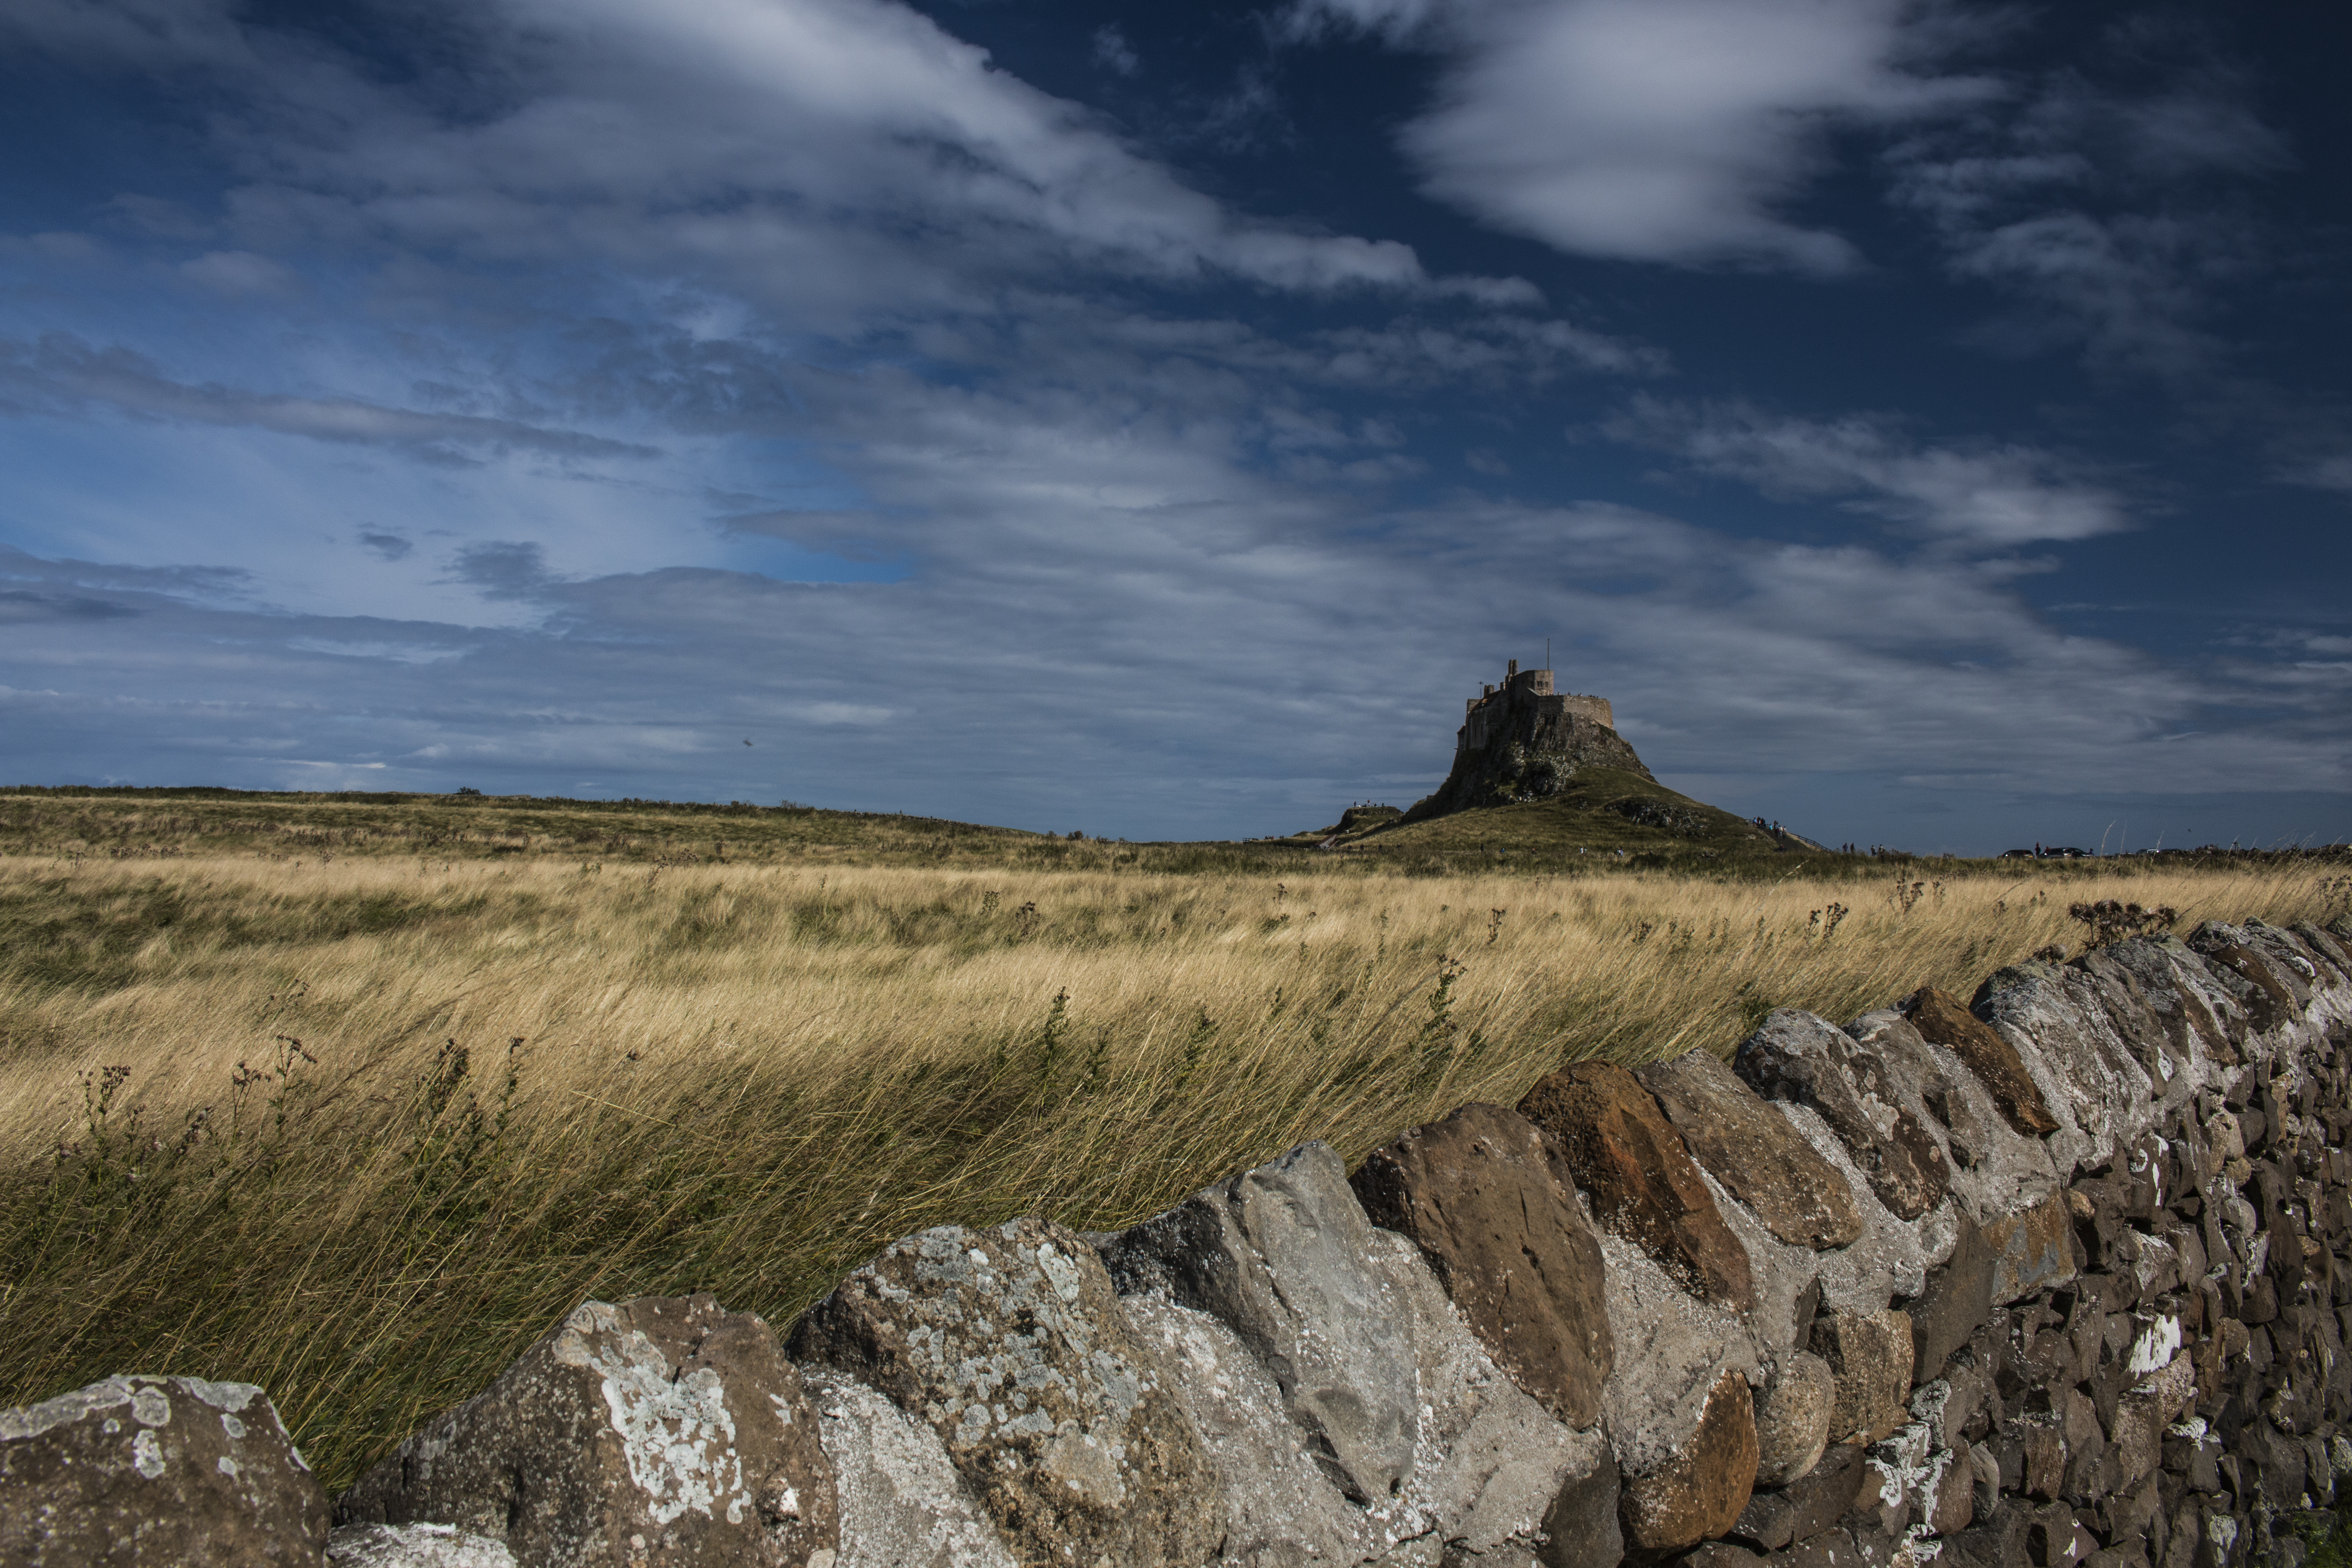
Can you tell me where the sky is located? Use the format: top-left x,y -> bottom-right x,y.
1,0 -> 2347,852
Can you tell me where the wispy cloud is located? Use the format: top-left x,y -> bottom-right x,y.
0,334 -> 657,461
1607,396 -> 2132,545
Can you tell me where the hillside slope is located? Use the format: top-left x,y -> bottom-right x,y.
1275,767 -> 1783,861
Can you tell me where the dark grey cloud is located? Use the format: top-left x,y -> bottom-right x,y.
360,531 -> 415,561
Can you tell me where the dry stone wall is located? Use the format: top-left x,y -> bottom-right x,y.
12,916 -> 2352,1567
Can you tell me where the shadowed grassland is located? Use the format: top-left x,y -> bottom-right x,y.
0,811 -> 2345,1492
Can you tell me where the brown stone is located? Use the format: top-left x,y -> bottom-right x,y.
1351,1102 -> 1613,1430
342,1294 -> 836,1568
1618,1370 -> 1760,1554
1911,1211 -> 1997,1383
1635,1048 -> 1866,1251
1,1375 -> 328,1567
1810,1310 -> 1913,1447
1984,1193 -> 2079,1306
1901,987 -> 2060,1138
1519,1062 -> 1754,1311
790,1217 -> 1218,1568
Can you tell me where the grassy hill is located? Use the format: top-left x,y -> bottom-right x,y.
1260,767 -> 1787,864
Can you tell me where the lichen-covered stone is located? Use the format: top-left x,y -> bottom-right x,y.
2,1374 -> 328,1566
1616,1370 -> 1758,1554
1109,1142 -> 1609,1561
1098,1140 -> 1416,1505
796,1369 -> 1015,1568
344,1294 -> 836,1568
1351,1102 -> 1613,1429
790,1218 -> 1216,1568
1634,1047 -> 1864,1251
1733,1010 -> 1951,1222
1519,1062 -> 1754,1310
1974,964 -> 2156,1177
327,1522 -> 518,1566
1846,1009 -> 2062,1226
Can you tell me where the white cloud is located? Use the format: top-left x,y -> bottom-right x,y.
1608,396 -> 2130,544
1292,0 -> 1995,272
68,0 -> 1534,316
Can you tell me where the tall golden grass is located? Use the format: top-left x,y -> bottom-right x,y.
0,851 -> 2338,1488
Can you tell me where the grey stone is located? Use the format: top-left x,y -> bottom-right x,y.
1117,1294 -> 1376,1565
1376,1226 -> 1613,1563
327,1523 -> 518,1567
1975,964 -> 2158,1178
1733,1009 -> 1951,1222
1100,1140 -> 1416,1504
1634,1047 -> 1865,1251
1908,1209 -> 1997,1384
346,1294 -> 836,1568
1537,1447 -> 1624,1568
1,1374 -> 328,1567
790,1219 -> 1217,1568
1774,1442 -> 1870,1546
1752,1352 -> 1833,1488
796,1369 -> 1015,1568
1846,1008 -> 2063,1225
1111,1143 -> 1609,1561
1591,1226 -> 1760,1492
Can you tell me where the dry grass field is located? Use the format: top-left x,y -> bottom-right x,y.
1,821 -> 2344,1490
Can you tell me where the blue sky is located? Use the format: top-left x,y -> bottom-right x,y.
2,0 -> 2346,851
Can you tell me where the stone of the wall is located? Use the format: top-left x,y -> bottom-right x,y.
1519,1063 -> 1754,1311
1350,1102 -> 1614,1429
1,1375 -> 328,1566
326,1522 -> 516,1566
1111,1139 -> 1615,1562
1632,1048 -> 1863,1252
1617,1371 -> 1758,1555
796,1369 -> 1014,1568
1749,1354 -> 1833,1489
1097,1140 -> 1415,1506
1733,1010 -> 1951,1222
789,1217 -> 1219,1568
343,1293 -> 836,1568
1847,1008 -> 2063,1225
1902,986 -> 2061,1138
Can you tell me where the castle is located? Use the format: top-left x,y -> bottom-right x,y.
1458,658 -> 1615,753
1400,657 -> 1650,824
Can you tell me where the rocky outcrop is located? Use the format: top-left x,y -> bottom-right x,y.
20,910 -> 2352,1568
1399,664 -> 1654,824
341,1293 -> 836,1568
0,1375 -> 327,1566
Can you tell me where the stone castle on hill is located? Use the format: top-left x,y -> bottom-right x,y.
1400,658 -> 1652,824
